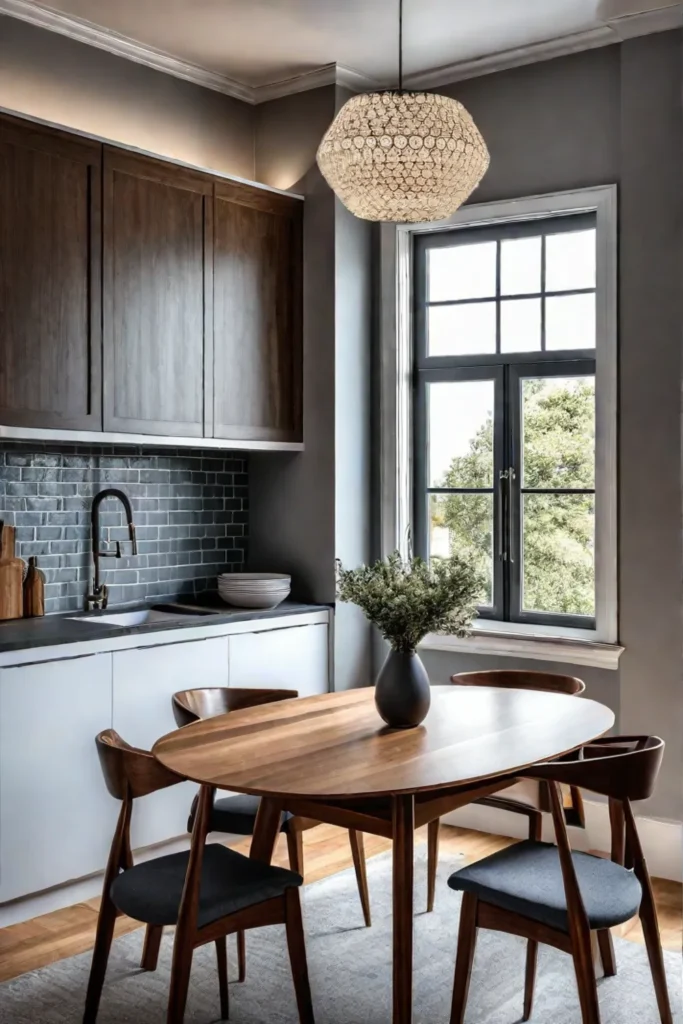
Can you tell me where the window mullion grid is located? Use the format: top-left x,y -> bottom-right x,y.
495,240 -> 501,355
540,234 -> 547,352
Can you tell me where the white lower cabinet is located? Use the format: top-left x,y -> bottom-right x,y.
228,623 -> 329,698
112,636 -> 229,851
0,614 -> 329,912
0,654 -> 116,903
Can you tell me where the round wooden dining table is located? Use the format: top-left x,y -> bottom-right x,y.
153,685 -> 614,1024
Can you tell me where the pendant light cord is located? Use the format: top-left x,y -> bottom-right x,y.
398,0 -> 404,91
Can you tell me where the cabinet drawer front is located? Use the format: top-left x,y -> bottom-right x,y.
0,116 -> 102,431
228,624 -> 329,698
0,654 -> 115,903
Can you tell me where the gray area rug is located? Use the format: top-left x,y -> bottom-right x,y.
1,848 -> 681,1023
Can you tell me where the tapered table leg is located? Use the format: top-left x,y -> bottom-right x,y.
250,797 -> 282,864
392,794 -> 415,1024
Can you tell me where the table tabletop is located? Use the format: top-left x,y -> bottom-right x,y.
153,685 -> 615,800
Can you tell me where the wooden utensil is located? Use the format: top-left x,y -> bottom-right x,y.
0,522 -> 24,621
24,556 -> 46,617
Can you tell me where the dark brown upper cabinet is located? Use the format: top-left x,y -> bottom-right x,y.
0,115 -> 102,431
212,181 -> 303,443
102,148 -> 213,437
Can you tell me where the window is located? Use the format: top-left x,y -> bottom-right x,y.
380,186 -> 618,656
414,215 -> 597,628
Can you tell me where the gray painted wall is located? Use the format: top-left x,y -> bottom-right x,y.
333,87 -> 374,691
429,37 -> 682,821
617,32 -> 683,821
254,86 -> 335,192
0,16 -> 254,177
251,86 -> 373,690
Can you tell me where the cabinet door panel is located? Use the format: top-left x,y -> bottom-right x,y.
228,624 -> 328,698
0,654 -> 114,902
0,115 -> 101,430
213,183 -> 302,442
112,637 -> 228,850
103,149 -> 211,436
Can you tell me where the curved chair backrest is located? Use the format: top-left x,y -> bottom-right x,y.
172,686 -> 299,728
96,729 -> 182,801
525,735 -> 664,803
451,669 -> 585,696
525,736 -> 664,918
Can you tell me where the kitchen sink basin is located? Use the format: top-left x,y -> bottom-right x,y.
67,605 -> 218,628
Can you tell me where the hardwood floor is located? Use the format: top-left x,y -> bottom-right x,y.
0,824 -> 679,984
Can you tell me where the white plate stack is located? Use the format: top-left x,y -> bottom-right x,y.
217,572 -> 291,609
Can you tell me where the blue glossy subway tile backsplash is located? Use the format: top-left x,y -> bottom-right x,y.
0,443 -> 248,614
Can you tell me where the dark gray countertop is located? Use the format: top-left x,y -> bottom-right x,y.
0,600 -> 328,655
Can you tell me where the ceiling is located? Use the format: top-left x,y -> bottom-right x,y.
5,0 -> 683,94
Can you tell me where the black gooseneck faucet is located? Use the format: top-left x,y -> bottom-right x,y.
87,488 -> 137,611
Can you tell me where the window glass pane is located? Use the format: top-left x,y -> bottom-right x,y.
522,493 -> 595,616
521,376 -> 595,489
427,302 -> 496,357
501,298 -> 541,352
429,493 -> 493,605
546,293 -> 596,350
428,379 -> 495,487
501,236 -> 541,296
545,229 -> 596,291
428,242 -> 496,301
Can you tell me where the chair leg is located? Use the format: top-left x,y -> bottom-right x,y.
427,818 -> 440,913
237,930 -> 247,982
83,896 -> 118,1024
523,940 -> 538,1022
597,929 -> 617,978
141,925 -> 163,972
639,881 -> 674,1024
167,933 -> 194,1024
284,887 -> 315,1024
215,936 -> 229,1020
572,932 -> 602,1024
348,830 -> 372,927
286,828 -> 304,878
450,893 -> 478,1024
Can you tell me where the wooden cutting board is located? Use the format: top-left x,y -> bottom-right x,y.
0,522 -> 24,621
24,556 -> 46,617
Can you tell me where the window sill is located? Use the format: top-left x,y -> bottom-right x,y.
419,624 -> 624,670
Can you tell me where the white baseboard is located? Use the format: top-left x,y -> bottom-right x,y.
443,802 -> 683,883
0,830 -> 242,928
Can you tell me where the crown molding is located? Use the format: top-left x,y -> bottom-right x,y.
252,62 -> 379,104
0,0 -> 255,102
399,4 -> 683,91
1,0 -> 681,106
609,3 -> 683,39
406,26 -> 616,89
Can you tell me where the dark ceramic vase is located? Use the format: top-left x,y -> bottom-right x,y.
375,649 -> 431,729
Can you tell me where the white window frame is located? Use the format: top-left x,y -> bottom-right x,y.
380,185 -> 622,670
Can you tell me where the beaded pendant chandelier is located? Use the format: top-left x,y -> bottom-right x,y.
316,0 -> 490,223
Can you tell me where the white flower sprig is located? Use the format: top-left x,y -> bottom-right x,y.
336,551 -> 483,655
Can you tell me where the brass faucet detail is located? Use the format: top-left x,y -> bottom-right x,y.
87,489 -> 137,611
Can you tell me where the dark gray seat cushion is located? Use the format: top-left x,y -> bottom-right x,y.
208,794 -> 294,836
111,843 -> 301,928
448,841 -> 642,933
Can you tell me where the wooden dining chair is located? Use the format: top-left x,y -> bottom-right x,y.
425,669 -> 587,913
447,735 -> 672,1024
172,689 -> 372,943
84,729 -> 314,1024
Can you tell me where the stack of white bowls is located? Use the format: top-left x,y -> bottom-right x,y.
217,572 -> 291,609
